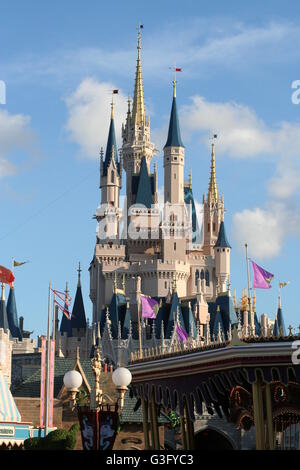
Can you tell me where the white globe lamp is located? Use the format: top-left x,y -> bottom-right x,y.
112,367 -> 132,409
63,370 -> 83,409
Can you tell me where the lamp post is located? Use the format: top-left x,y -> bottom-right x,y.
63,348 -> 132,450
63,370 -> 83,410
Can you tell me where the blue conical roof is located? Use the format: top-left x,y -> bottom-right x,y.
182,304 -> 197,340
277,307 -> 286,336
166,291 -> 185,339
273,318 -> 279,337
213,308 -> 225,338
103,115 -> 120,176
215,221 -> 231,248
135,157 -> 153,208
7,288 -> 22,340
59,302 -> 72,337
164,96 -> 184,149
70,283 -> 86,333
121,304 -> 131,339
184,186 -> 201,244
0,298 -> 9,331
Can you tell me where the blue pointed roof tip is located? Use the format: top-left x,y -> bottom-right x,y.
7,287 -> 22,340
164,96 -> 184,149
215,221 -> 231,248
103,115 -> 120,176
70,283 -> 86,332
277,307 -> 286,336
0,299 -> 9,331
135,156 -> 153,208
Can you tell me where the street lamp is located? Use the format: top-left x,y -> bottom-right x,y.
63,370 -> 83,409
112,367 -> 132,410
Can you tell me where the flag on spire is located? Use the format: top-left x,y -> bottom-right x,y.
251,261 -> 274,289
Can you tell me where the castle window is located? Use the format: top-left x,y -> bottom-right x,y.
213,222 -> 216,232
111,171 -> 115,183
195,269 -> 200,286
174,242 -> 176,251
165,281 -> 167,289
200,270 -> 205,280
205,270 -> 210,287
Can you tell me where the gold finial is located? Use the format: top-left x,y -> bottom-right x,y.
132,24 -> 145,126
208,135 -> 219,204
1,283 -> 5,301
76,346 -> 80,361
77,262 -> 82,288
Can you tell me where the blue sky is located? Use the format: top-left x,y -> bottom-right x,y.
1,0 -> 300,337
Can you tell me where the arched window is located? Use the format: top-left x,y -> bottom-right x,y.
195,270 -> 200,286
205,270 -> 210,287
111,171 -> 115,183
200,270 -> 205,280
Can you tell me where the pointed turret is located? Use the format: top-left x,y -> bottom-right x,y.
215,221 -> 231,249
135,156 -> 153,208
208,140 -> 218,204
164,79 -> 184,149
0,283 -> 9,331
276,293 -> 286,336
132,25 -> 145,127
102,100 -> 120,177
6,286 -> 22,340
70,263 -> 87,335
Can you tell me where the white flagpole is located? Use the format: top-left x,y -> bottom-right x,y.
45,281 -> 51,436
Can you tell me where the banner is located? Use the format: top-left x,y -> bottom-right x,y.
78,407 -> 98,450
48,339 -> 55,428
39,336 -> 46,428
98,406 -> 119,450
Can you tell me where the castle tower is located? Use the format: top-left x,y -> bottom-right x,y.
122,26 -> 155,210
203,139 -> 224,255
163,77 -> 185,205
214,221 -> 231,293
161,79 -> 187,263
98,99 -> 122,242
59,282 -> 72,337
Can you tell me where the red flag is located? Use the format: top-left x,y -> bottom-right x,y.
175,68 -> 182,72
0,265 -> 15,287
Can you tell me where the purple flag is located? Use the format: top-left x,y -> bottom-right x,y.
141,295 -> 159,319
176,323 -> 188,342
251,261 -> 274,289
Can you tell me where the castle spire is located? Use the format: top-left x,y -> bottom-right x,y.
164,76 -> 184,149
132,25 -> 145,126
208,137 -> 219,204
103,100 -> 119,176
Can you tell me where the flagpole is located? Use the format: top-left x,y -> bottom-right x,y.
245,244 -> 253,323
45,280 -> 51,436
52,291 -> 56,342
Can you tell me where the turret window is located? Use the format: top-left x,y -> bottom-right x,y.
195,270 -> 200,286
111,171 -> 115,183
213,222 -> 216,232
200,270 -> 205,280
205,270 -> 210,287
174,242 -> 176,251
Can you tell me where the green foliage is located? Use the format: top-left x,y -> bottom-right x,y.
24,423 -> 80,450
76,390 -> 89,407
168,410 -> 180,429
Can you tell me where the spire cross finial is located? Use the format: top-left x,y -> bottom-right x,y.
77,262 -> 82,287
132,24 -> 145,126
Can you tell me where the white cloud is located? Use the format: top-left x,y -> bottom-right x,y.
232,205 -> 285,259
65,78 -> 128,159
0,110 -> 36,178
